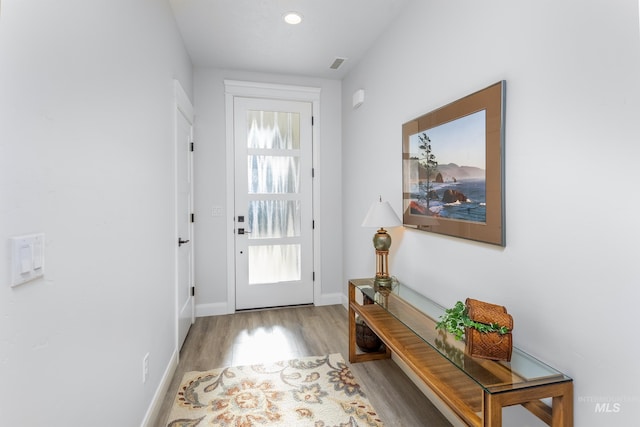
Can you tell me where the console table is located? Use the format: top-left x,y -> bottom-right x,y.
348,278 -> 573,427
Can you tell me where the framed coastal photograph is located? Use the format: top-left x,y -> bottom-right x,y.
402,81 -> 505,246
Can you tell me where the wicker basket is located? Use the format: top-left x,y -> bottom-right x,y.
356,317 -> 382,352
465,298 -> 513,361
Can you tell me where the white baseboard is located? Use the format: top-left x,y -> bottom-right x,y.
340,292 -> 349,308
196,294 -> 344,318
140,349 -> 178,427
196,302 -> 231,317
315,292 -> 343,306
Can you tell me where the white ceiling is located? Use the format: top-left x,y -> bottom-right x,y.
169,0 -> 410,79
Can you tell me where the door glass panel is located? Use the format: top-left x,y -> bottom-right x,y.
248,244 -> 301,284
247,111 -> 300,149
248,155 -> 300,194
248,200 -> 301,239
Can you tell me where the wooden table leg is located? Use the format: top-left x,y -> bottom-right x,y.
552,382 -> 573,427
483,391 -> 503,427
483,381 -> 573,427
348,284 -> 357,363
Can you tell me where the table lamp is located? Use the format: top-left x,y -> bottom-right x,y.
361,196 -> 402,290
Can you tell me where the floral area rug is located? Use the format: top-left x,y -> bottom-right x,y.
166,353 -> 383,427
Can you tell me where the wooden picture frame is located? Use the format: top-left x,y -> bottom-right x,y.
402,81 -> 506,246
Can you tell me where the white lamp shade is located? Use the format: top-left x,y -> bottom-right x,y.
362,200 -> 402,228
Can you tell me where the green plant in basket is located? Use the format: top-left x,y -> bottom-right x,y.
436,301 -> 510,340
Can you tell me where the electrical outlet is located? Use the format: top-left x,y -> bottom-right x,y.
142,353 -> 149,384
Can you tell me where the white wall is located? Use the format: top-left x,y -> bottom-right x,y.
192,69 -> 343,315
342,0 -> 640,426
0,1 -> 192,425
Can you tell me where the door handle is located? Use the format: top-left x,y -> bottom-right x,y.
237,228 -> 252,235
178,238 -> 190,247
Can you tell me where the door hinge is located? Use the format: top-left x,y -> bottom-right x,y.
312,220 -> 315,229
191,213 -> 195,223
313,271 -> 315,281
312,168 -> 315,178
190,142 -> 194,152
191,286 -> 195,297
311,116 -> 314,126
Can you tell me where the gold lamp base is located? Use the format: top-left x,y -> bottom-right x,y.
372,227 -> 393,292
373,275 -> 393,291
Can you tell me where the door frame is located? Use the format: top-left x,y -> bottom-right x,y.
174,79 -> 195,352
224,80 -> 321,314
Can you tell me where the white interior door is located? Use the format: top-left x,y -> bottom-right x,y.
175,81 -> 194,350
233,97 -> 314,310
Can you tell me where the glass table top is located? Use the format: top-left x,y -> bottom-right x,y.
351,278 -> 572,393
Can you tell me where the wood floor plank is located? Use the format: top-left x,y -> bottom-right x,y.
155,304 -> 452,426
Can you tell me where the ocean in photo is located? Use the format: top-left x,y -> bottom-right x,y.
412,178 -> 486,223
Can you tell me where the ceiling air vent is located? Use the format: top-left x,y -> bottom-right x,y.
329,57 -> 347,70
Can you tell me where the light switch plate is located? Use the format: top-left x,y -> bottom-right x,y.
10,233 -> 45,287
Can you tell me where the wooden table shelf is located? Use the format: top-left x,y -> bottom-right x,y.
348,278 -> 573,427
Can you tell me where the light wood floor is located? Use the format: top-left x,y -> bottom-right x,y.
155,304 -> 452,427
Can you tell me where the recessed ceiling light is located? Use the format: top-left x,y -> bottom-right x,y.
283,12 -> 303,25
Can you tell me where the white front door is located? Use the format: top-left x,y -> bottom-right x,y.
175,81 -> 194,350
233,97 -> 314,310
